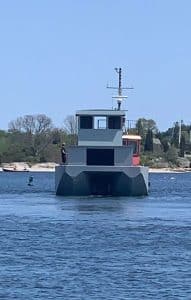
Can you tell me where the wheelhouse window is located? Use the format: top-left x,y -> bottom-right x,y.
80,116 -> 93,129
94,116 -> 107,129
108,116 -> 121,129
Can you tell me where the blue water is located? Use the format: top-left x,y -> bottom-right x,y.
0,172 -> 191,299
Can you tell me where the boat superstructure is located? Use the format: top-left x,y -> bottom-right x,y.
55,68 -> 148,196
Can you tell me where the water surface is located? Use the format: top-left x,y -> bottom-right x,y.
0,172 -> 191,299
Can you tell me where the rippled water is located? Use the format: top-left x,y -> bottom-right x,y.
0,171 -> 191,299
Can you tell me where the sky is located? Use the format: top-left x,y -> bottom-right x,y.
0,0 -> 191,131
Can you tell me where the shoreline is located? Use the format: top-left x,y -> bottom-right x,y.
0,162 -> 191,173
0,162 -> 58,172
149,168 -> 191,173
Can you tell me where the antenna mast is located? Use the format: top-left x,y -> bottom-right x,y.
107,67 -> 133,110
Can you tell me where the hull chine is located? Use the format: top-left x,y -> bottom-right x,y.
55,165 -> 148,197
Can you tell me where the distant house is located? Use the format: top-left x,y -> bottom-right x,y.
153,138 -> 163,153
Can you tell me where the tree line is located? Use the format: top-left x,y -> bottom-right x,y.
133,118 -> 191,167
0,114 -> 77,164
0,114 -> 190,166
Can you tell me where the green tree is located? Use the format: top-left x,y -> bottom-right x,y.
136,118 -> 158,134
165,146 -> 178,164
179,134 -> 186,157
144,129 -> 153,152
136,118 -> 158,146
136,118 -> 144,136
172,122 -> 180,148
161,137 -> 170,152
63,115 -> 77,145
8,114 -> 54,161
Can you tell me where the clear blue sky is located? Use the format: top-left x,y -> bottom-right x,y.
0,0 -> 190,131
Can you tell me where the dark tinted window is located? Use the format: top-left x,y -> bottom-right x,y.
128,141 -> 137,154
108,116 -> 121,129
87,149 -> 114,165
80,116 -> 93,129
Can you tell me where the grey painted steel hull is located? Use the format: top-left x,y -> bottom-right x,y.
55,165 -> 149,196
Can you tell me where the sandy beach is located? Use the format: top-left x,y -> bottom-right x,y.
149,167 -> 191,173
0,162 -> 58,172
0,162 -> 191,173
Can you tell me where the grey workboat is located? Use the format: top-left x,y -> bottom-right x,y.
55,68 -> 148,196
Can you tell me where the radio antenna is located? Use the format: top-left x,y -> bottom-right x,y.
107,67 -> 133,110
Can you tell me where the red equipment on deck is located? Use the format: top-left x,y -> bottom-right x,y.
122,134 -> 141,166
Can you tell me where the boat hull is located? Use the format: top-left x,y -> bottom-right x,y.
55,165 -> 149,196
2,168 -> 29,172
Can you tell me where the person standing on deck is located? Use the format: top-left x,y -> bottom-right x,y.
61,143 -> 66,164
